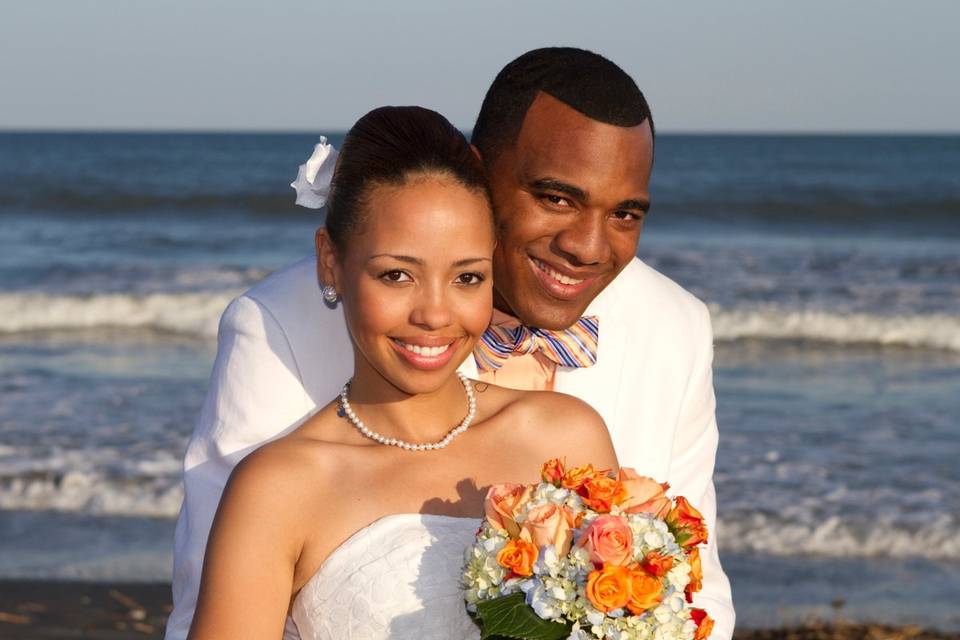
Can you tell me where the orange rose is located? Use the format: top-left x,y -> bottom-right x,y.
561,463 -> 595,490
580,473 -> 627,513
640,551 -> 674,578
691,609 -> 714,640
496,538 -> 538,577
541,458 -> 565,486
685,546 -> 703,603
484,483 -> 531,538
585,564 -> 632,613
666,496 -> 708,548
520,503 -> 576,556
617,468 -> 672,518
579,515 -> 634,566
626,567 -> 663,615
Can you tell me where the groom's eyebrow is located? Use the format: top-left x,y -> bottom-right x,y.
618,198 -> 651,213
530,178 -> 586,201
531,177 -> 650,212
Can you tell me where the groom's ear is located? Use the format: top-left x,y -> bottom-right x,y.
470,144 -> 484,165
315,227 -> 341,291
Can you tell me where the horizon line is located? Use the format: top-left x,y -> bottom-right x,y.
2,127 -> 959,137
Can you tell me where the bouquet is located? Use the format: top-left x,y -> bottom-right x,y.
463,459 -> 714,640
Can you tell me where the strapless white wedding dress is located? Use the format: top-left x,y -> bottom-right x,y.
291,513 -> 482,639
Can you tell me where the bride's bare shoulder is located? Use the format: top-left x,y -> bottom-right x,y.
475,382 -> 617,469
221,407 -> 358,518
475,382 -> 598,426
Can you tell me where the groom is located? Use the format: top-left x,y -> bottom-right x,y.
167,47 -> 734,639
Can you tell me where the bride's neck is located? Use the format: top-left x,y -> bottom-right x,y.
345,364 -> 471,443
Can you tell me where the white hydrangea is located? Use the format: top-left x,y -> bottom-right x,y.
643,529 -> 666,550
666,560 -> 691,592
529,483 -> 577,507
568,622 -> 591,639
462,529 -> 509,609
524,581 -> 563,620
535,544 -> 564,576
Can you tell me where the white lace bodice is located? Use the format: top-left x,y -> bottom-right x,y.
291,513 -> 482,640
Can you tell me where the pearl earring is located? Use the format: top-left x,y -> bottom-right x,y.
322,285 -> 339,303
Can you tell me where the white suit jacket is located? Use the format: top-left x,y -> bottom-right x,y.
166,255 -> 735,639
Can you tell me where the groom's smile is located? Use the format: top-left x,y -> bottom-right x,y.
485,93 -> 654,330
528,255 -> 597,301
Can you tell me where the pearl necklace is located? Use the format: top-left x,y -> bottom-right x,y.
337,371 -> 477,451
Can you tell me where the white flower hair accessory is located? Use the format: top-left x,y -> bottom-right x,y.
290,136 -> 339,209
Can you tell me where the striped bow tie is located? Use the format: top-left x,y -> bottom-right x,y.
473,316 -> 600,372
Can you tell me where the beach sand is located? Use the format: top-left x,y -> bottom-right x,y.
0,580 -> 956,640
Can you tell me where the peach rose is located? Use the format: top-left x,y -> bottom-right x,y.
585,564 -> 632,613
579,515 -> 634,566
640,551 -> 674,578
685,546 -> 703,603
520,503 -> 576,556
691,609 -> 715,640
541,458 -> 565,486
561,463 -> 595,490
580,473 -> 627,513
666,496 -> 708,548
626,567 -> 663,615
496,538 -> 538,577
484,483 -> 531,538
617,468 -> 672,518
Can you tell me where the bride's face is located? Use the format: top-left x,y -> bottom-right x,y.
320,174 -> 494,395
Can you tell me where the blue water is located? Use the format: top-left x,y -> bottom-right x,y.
1,133 -> 958,629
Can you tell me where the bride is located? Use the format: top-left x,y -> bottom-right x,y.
187,106 -> 618,639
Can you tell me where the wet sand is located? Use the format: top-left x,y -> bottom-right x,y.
0,580 -> 956,639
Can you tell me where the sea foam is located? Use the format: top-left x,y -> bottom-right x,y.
711,305 -> 960,351
3,467 -> 958,560
2,291 -> 958,352
717,513 -> 960,560
0,291 -> 237,338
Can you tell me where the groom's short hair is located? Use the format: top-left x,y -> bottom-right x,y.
471,47 -> 654,162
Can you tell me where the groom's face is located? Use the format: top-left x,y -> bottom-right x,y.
486,93 -> 654,330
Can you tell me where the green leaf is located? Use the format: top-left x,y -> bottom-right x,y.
473,592 -> 573,640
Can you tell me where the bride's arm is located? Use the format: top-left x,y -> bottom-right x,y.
187,447 -> 305,640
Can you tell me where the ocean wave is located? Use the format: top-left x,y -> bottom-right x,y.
3,469 -> 958,560
710,305 -> 960,351
717,513 -> 960,560
0,468 -> 182,519
2,291 -> 958,352
0,291 -> 238,337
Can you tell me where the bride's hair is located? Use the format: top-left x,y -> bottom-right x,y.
325,106 -> 490,250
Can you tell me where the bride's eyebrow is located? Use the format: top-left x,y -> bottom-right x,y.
367,254 -> 423,265
367,255 -> 491,267
452,258 -> 492,267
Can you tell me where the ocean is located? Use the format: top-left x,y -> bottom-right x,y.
1,132 -> 958,629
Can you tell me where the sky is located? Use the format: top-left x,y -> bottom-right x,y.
2,1 -> 959,133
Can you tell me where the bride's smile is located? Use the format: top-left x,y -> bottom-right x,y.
388,335 -> 461,370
